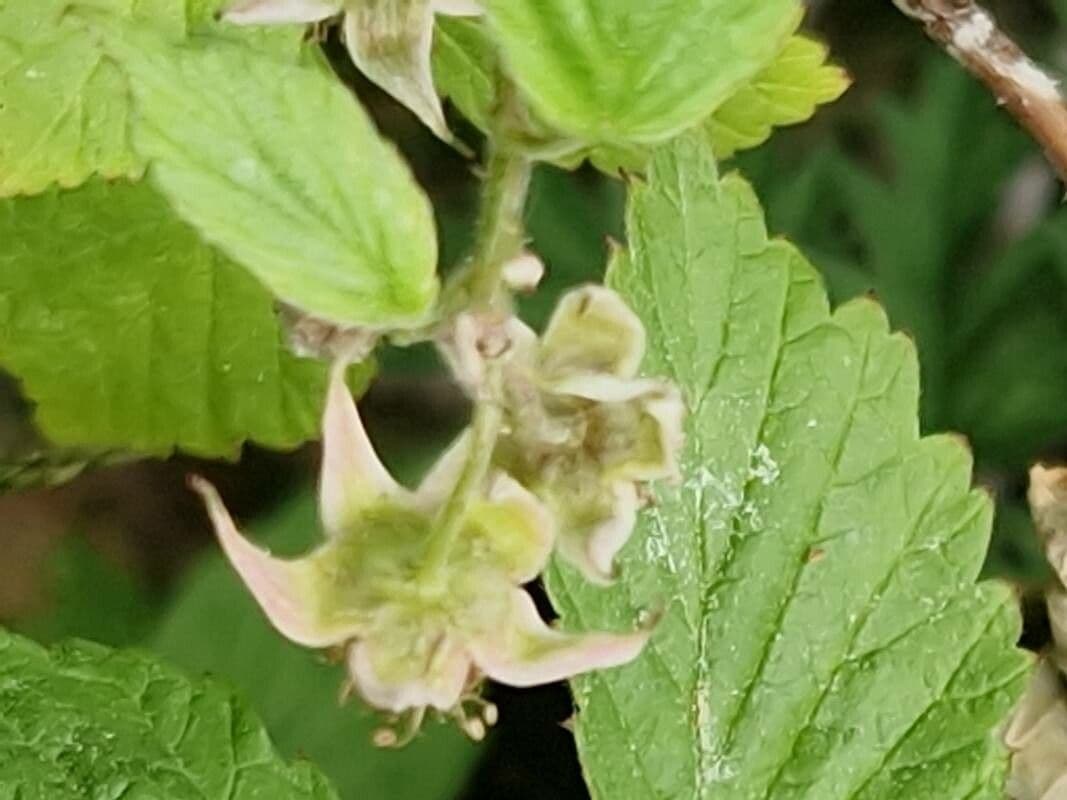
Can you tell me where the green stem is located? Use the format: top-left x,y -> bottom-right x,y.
443,146 -> 532,314
419,370 -> 503,581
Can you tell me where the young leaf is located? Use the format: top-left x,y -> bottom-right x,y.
89,19 -> 439,327
153,492 -> 481,799
0,0 -> 302,198
0,627 -> 338,799
547,136 -> 1030,799
707,35 -> 849,159
432,21 -> 843,172
481,0 -> 799,145
0,179 -> 368,458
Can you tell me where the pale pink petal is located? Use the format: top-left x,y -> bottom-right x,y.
413,431 -> 471,512
347,637 -> 471,713
556,481 -> 638,586
320,360 -> 405,536
343,9 -> 452,143
222,0 -> 340,24
432,0 -> 482,16
469,590 -> 650,687
539,286 -> 646,380
190,476 -> 343,648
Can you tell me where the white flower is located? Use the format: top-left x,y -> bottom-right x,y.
222,0 -> 481,142
191,360 -> 649,740
442,286 -> 685,584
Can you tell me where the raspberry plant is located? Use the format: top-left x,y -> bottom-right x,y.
0,1 -> 1051,798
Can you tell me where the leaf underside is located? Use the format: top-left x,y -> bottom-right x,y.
0,179 -> 348,458
0,0 -> 301,198
547,136 -> 1030,800
482,0 -> 799,144
99,23 -> 440,327
0,627 -> 338,799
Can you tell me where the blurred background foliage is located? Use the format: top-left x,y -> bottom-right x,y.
2,0 -> 1067,796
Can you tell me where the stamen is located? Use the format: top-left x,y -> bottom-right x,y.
372,727 -> 399,748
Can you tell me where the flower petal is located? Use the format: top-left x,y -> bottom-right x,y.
222,0 -> 340,24
343,1 -> 452,143
432,0 -> 482,16
190,476 -> 344,648
539,286 -> 646,381
469,590 -> 649,687
554,480 -> 638,585
413,430 -> 471,511
463,473 -> 555,582
347,636 -> 471,713
320,361 -> 405,536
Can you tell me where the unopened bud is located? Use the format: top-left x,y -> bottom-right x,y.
503,252 -> 545,293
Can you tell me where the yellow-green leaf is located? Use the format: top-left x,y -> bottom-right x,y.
708,35 -> 849,159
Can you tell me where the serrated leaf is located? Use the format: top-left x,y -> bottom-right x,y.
0,0 -> 302,198
94,21 -> 440,327
0,627 -> 338,799
152,491 -> 480,800
432,21 -> 842,173
547,136 -> 1030,799
745,63 -> 1064,468
707,34 -> 849,159
0,178 -> 372,458
481,0 -> 799,146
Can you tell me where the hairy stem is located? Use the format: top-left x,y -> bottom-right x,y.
893,0 -> 1067,181
419,368 -> 503,581
443,146 -> 533,314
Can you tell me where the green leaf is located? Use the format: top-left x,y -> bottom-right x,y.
547,136 -> 1030,799
90,21 -> 440,328
0,0 -> 302,198
432,20 -> 842,174
0,627 -> 338,799
482,0 -> 799,145
707,34 -> 849,159
0,178 -> 370,458
433,16 -> 496,133
152,491 -> 480,800
744,63 -> 1063,468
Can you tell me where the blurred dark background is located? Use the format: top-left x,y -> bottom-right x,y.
3,0 -> 1067,797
